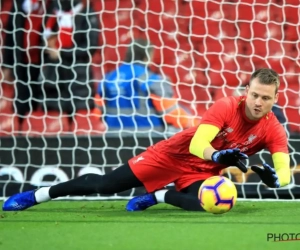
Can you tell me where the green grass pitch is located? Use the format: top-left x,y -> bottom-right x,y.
0,201 -> 300,250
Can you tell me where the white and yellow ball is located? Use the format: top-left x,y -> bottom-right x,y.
198,176 -> 237,214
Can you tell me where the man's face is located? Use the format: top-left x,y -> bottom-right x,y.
245,77 -> 279,120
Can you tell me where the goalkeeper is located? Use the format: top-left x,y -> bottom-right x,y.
3,68 -> 290,212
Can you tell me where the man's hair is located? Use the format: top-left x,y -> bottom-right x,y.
124,38 -> 154,63
249,68 -> 280,93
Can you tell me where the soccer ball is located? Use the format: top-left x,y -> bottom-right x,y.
198,176 -> 237,214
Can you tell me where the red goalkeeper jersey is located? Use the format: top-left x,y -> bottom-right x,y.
151,96 -> 288,172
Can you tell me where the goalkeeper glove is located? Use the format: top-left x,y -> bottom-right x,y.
211,148 -> 248,173
251,163 -> 280,188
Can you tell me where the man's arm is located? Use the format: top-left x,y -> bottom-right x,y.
272,152 -> 290,187
267,120 -> 290,187
189,124 -> 248,172
251,120 -> 290,188
189,124 -> 220,160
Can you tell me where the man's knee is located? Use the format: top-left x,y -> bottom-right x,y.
80,174 -> 116,195
78,174 -> 103,193
97,175 -> 119,194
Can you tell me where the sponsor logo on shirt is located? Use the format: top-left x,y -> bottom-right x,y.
247,134 -> 257,143
226,127 -> 234,133
132,156 -> 144,164
217,127 -> 258,153
217,127 -> 234,138
229,134 -> 257,152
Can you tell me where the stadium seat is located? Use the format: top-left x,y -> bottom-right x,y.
247,40 -> 289,63
135,0 -> 189,46
163,58 -> 199,85
0,112 -> 19,137
187,0 -> 231,19
277,84 -> 300,133
91,51 -> 103,83
213,87 -> 244,101
203,39 -> 246,87
200,38 -> 245,66
285,24 -> 300,41
157,41 -> 197,81
177,84 -> 212,104
0,83 -> 14,113
176,84 -> 213,118
21,111 -> 69,137
195,103 -> 211,117
209,67 -> 243,87
70,109 -> 106,135
191,19 -> 238,44
0,1 -> 12,31
283,2 -> 299,28
95,0 -> 134,16
235,3 -> 254,22
0,82 -> 18,136
281,59 -> 300,86
100,16 -> 137,73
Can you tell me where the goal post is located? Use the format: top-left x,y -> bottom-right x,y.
0,0 -> 300,200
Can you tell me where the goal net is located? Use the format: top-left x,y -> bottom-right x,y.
0,0 -> 300,200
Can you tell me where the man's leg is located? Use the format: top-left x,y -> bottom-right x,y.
163,180 -> 205,211
3,163 -> 143,211
127,180 -> 205,212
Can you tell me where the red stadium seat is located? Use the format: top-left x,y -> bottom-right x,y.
244,40 -> 293,63
240,22 -> 283,40
235,3 -> 254,23
0,83 -> 18,136
21,111 -> 69,136
0,1 -> 12,32
176,84 -> 213,106
239,0 -> 271,3
135,0 -> 189,46
192,19 -> 238,43
0,112 -> 19,137
277,83 -> 300,133
188,0 -> 231,19
213,87 -> 245,102
201,38 -> 246,87
283,2 -> 299,27
285,24 -> 300,41
95,0 -> 134,16
176,84 -> 213,118
0,83 -> 14,113
100,15 -> 138,73
0,97 -> 13,115
70,109 -> 106,135
208,65 -> 243,87
281,60 -> 300,86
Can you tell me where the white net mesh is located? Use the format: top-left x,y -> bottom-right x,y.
0,0 -> 300,200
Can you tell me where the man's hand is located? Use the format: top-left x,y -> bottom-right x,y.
46,48 -> 60,60
211,148 -> 248,173
1,68 -> 13,83
251,163 -> 280,188
45,35 -> 59,60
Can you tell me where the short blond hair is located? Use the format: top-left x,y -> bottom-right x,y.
250,68 -> 280,93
